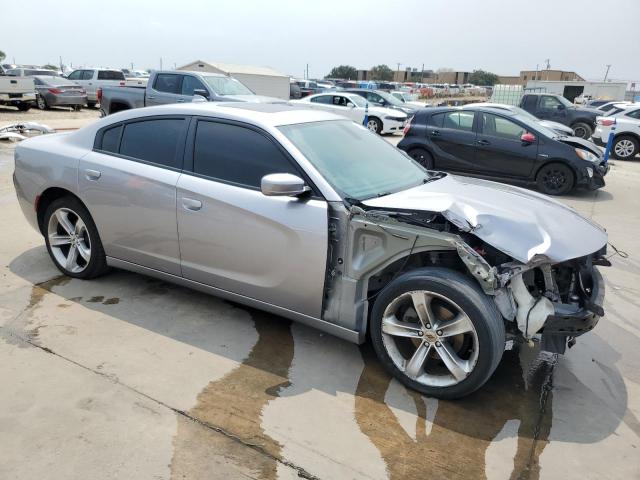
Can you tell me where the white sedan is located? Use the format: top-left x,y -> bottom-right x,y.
291,92 -> 407,134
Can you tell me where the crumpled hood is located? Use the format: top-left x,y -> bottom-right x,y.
363,174 -> 607,264
220,94 -> 285,103
557,136 -> 602,156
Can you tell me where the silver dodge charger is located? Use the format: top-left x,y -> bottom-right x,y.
13,102 -> 609,398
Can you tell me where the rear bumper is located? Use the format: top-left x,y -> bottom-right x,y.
0,92 -> 36,103
48,95 -> 87,106
541,266 -> 605,353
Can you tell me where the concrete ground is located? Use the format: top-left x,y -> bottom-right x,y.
0,113 -> 639,480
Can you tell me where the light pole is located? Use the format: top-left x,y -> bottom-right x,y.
603,64 -> 612,82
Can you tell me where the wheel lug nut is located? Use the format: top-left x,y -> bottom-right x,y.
437,330 -> 443,336
426,324 -> 431,329
435,341 -> 441,347
418,331 -> 423,336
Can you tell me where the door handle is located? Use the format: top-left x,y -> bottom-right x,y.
147,95 -> 155,100
476,139 -> 490,146
430,130 -> 440,136
176,99 -> 185,103
182,198 -> 202,211
85,169 -> 101,180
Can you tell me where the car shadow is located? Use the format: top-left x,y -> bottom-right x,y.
8,246 -> 633,478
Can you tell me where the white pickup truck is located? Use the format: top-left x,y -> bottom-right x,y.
66,69 -> 146,108
0,76 -> 37,111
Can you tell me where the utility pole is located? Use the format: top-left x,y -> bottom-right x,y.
535,64 -> 539,81
544,59 -> 550,80
160,57 -> 163,70
421,63 -> 424,83
131,62 -> 134,71
603,64 -> 612,82
59,56 -> 63,72
306,64 -> 309,80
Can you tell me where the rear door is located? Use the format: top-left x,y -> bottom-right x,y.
78,116 -> 188,275
427,110 -> 478,172
474,112 -> 538,177
176,119 -> 327,317
146,73 -> 183,106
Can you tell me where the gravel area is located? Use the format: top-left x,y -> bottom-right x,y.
0,105 -> 101,124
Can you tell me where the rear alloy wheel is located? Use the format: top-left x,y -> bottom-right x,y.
36,96 -> 47,110
370,268 -> 505,399
366,117 -> 382,134
536,163 -> 575,195
612,135 -> 639,160
408,148 -> 434,169
44,197 -> 108,279
571,122 -> 592,140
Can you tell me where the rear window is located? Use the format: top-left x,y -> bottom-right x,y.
97,70 -> 125,81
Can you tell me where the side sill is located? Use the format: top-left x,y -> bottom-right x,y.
106,256 -> 362,344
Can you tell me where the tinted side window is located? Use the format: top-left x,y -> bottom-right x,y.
154,74 -> 181,94
443,111 -> 474,131
181,75 -> 207,96
81,70 -> 94,80
625,109 -> 640,119
97,70 -> 125,80
522,95 -> 537,110
481,113 -> 525,140
193,121 -> 298,188
100,125 -> 123,153
429,113 -> 445,128
67,71 -> 81,80
120,119 -> 185,168
540,96 -> 561,109
310,95 -> 332,104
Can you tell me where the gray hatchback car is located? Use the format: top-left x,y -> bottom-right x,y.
14,103 -> 609,398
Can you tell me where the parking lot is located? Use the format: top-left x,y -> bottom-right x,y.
0,111 -> 639,480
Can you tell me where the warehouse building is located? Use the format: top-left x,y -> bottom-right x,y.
177,60 -> 290,99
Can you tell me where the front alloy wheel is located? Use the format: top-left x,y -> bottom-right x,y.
613,136 -> 639,160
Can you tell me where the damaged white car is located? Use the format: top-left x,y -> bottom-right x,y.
13,103 -> 608,398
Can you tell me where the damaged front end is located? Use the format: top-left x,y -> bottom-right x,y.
321,175 -> 609,354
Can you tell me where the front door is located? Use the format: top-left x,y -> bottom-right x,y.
535,95 -> 568,123
146,73 -> 183,106
78,116 -> 188,275
177,119 -> 328,317
428,110 -> 478,172
474,112 -> 539,177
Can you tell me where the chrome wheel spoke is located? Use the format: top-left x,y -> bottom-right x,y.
436,313 -> 474,338
410,291 -> 434,328
49,234 -> 72,246
382,315 -> 423,338
435,341 -> 470,381
76,242 -> 91,262
74,218 -> 86,235
405,342 -> 431,378
55,210 -> 75,235
65,245 -> 79,271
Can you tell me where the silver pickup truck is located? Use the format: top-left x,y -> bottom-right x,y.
99,70 -> 281,116
0,76 -> 37,111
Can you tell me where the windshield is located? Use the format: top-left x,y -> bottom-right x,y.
203,75 -> 253,96
510,112 -> 559,138
279,120 -> 430,200
556,95 -> 573,108
376,90 -> 404,106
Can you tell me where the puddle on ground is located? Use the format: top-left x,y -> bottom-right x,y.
170,305 -> 295,480
354,344 -> 555,480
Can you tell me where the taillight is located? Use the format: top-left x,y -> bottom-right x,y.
119,81 -> 125,86
403,117 -> 413,136
598,118 -> 615,126
97,88 -> 102,101
47,88 -> 62,94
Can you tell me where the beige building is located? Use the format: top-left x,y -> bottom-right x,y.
520,70 -> 584,83
497,75 -> 521,85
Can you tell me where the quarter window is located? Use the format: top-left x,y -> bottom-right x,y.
310,95 -> 332,104
100,125 -> 123,153
193,121 -> 298,188
625,109 -> 640,119
119,119 -> 185,168
154,74 -> 181,94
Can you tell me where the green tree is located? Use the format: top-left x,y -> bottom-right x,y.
43,64 -> 58,71
468,69 -> 500,86
326,65 -> 357,80
370,64 -> 394,81
0,50 -> 5,62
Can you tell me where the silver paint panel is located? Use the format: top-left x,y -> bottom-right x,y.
176,174 -> 328,317
78,151 -> 182,275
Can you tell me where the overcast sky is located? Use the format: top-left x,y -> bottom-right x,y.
3,0 -> 639,81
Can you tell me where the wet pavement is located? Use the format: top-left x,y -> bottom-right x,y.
0,140 -> 638,479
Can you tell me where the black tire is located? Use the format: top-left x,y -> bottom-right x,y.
612,135 -> 639,160
370,267 -> 505,399
408,148 -> 434,169
43,196 -> 108,279
36,96 -> 47,110
366,116 -> 382,134
571,122 -> 592,140
536,162 -> 575,195
87,102 -> 97,109
17,102 -> 31,112
73,105 -> 82,112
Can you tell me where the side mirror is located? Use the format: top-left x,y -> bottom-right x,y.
557,104 -> 565,110
261,173 -> 310,197
193,88 -> 209,99
521,132 -> 536,143
348,103 -> 355,108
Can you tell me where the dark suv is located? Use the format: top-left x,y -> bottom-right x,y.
519,93 -> 601,139
398,106 -> 609,195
